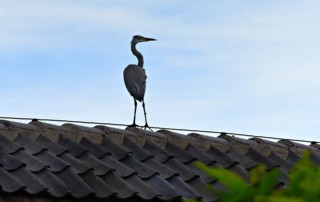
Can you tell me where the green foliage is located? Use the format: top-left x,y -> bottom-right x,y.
188,151 -> 320,202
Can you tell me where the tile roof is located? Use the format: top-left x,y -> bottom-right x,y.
0,119 -> 319,201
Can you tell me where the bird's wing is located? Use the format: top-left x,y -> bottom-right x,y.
123,65 -> 147,102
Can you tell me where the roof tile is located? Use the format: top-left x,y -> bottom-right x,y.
80,171 -> 116,198
99,154 -> 136,177
165,142 -> 196,164
206,145 -> 236,168
11,149 -> 48,172
80,137 -> 109,158
100,136 -> 131,160
144,174 -> 181,200
10,167 -> 47,194
186,144 -> 216,165
55,167 -> 94,198
0,134 -> 21,153
143,140 -> 173,163
0,119 -> 316,201
163,158 -> 198,181
36,134 -> 67,155
58,134 -> 87,157
125,175 -> 161,200
0,150 -> 25,171
245,147 -> 278,170
100,171 -> 137,198
77,152 -> 113,176
120,156 -> 155,178
142,158 -> 176,179
0,167 -> 25,193
59,152 -> 91,174
122,136 -> 153,161
35,169 -> 69,197
13,134 -> 46,155
35,150 -> 70,172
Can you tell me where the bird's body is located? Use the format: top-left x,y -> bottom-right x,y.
123,64 -> 146,102
123,35 -> 156,129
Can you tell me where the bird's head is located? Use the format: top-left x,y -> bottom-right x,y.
131,35 -> 156,44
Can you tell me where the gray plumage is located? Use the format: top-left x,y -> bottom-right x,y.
123,35 -> 156,128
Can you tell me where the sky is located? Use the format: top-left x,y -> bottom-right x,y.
0,0 -> 319,142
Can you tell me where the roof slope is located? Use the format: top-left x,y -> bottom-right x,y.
0,119 -> 319,202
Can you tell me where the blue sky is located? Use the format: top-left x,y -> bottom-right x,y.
1,0 -> 319,141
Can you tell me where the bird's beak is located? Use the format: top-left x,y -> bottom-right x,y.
144,37 -> 156,41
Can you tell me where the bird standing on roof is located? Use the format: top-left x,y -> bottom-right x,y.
123,35 -> 156,129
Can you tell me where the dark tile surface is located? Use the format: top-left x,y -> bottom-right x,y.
0,119 -> 318,201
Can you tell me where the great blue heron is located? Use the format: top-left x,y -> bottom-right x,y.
123,35 -> 156,129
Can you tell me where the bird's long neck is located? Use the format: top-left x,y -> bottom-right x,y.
131,42 -> 144,68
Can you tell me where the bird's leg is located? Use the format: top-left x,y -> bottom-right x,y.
128,98 -> 139,128
142,101 -> 153,131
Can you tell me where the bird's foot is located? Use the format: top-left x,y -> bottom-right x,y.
127,123 -> 139,128
141,123 -> 153,131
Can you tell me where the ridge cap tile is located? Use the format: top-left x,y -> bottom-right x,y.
95,125 -> 137,136
0,120 -> 40,131
188,132 -> 230,145
0,150 -> 25,171
36,134 -> 67,155
122,136 -> 153,161
14,133 -> 46,155
0,134 -> 22,154
100,136 -> 131,160
186,144 -> 217,165
126,127 -> 168,139
62,123 -> 104,134
250,137 -> 288,148
279,139 -> 318,151
29,120 -> 72,133
80,137 -> 110,158
143,139 -> 172,163
219,133 -> 258,145
58,134 -> 88,157
165,142 -> 197,164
